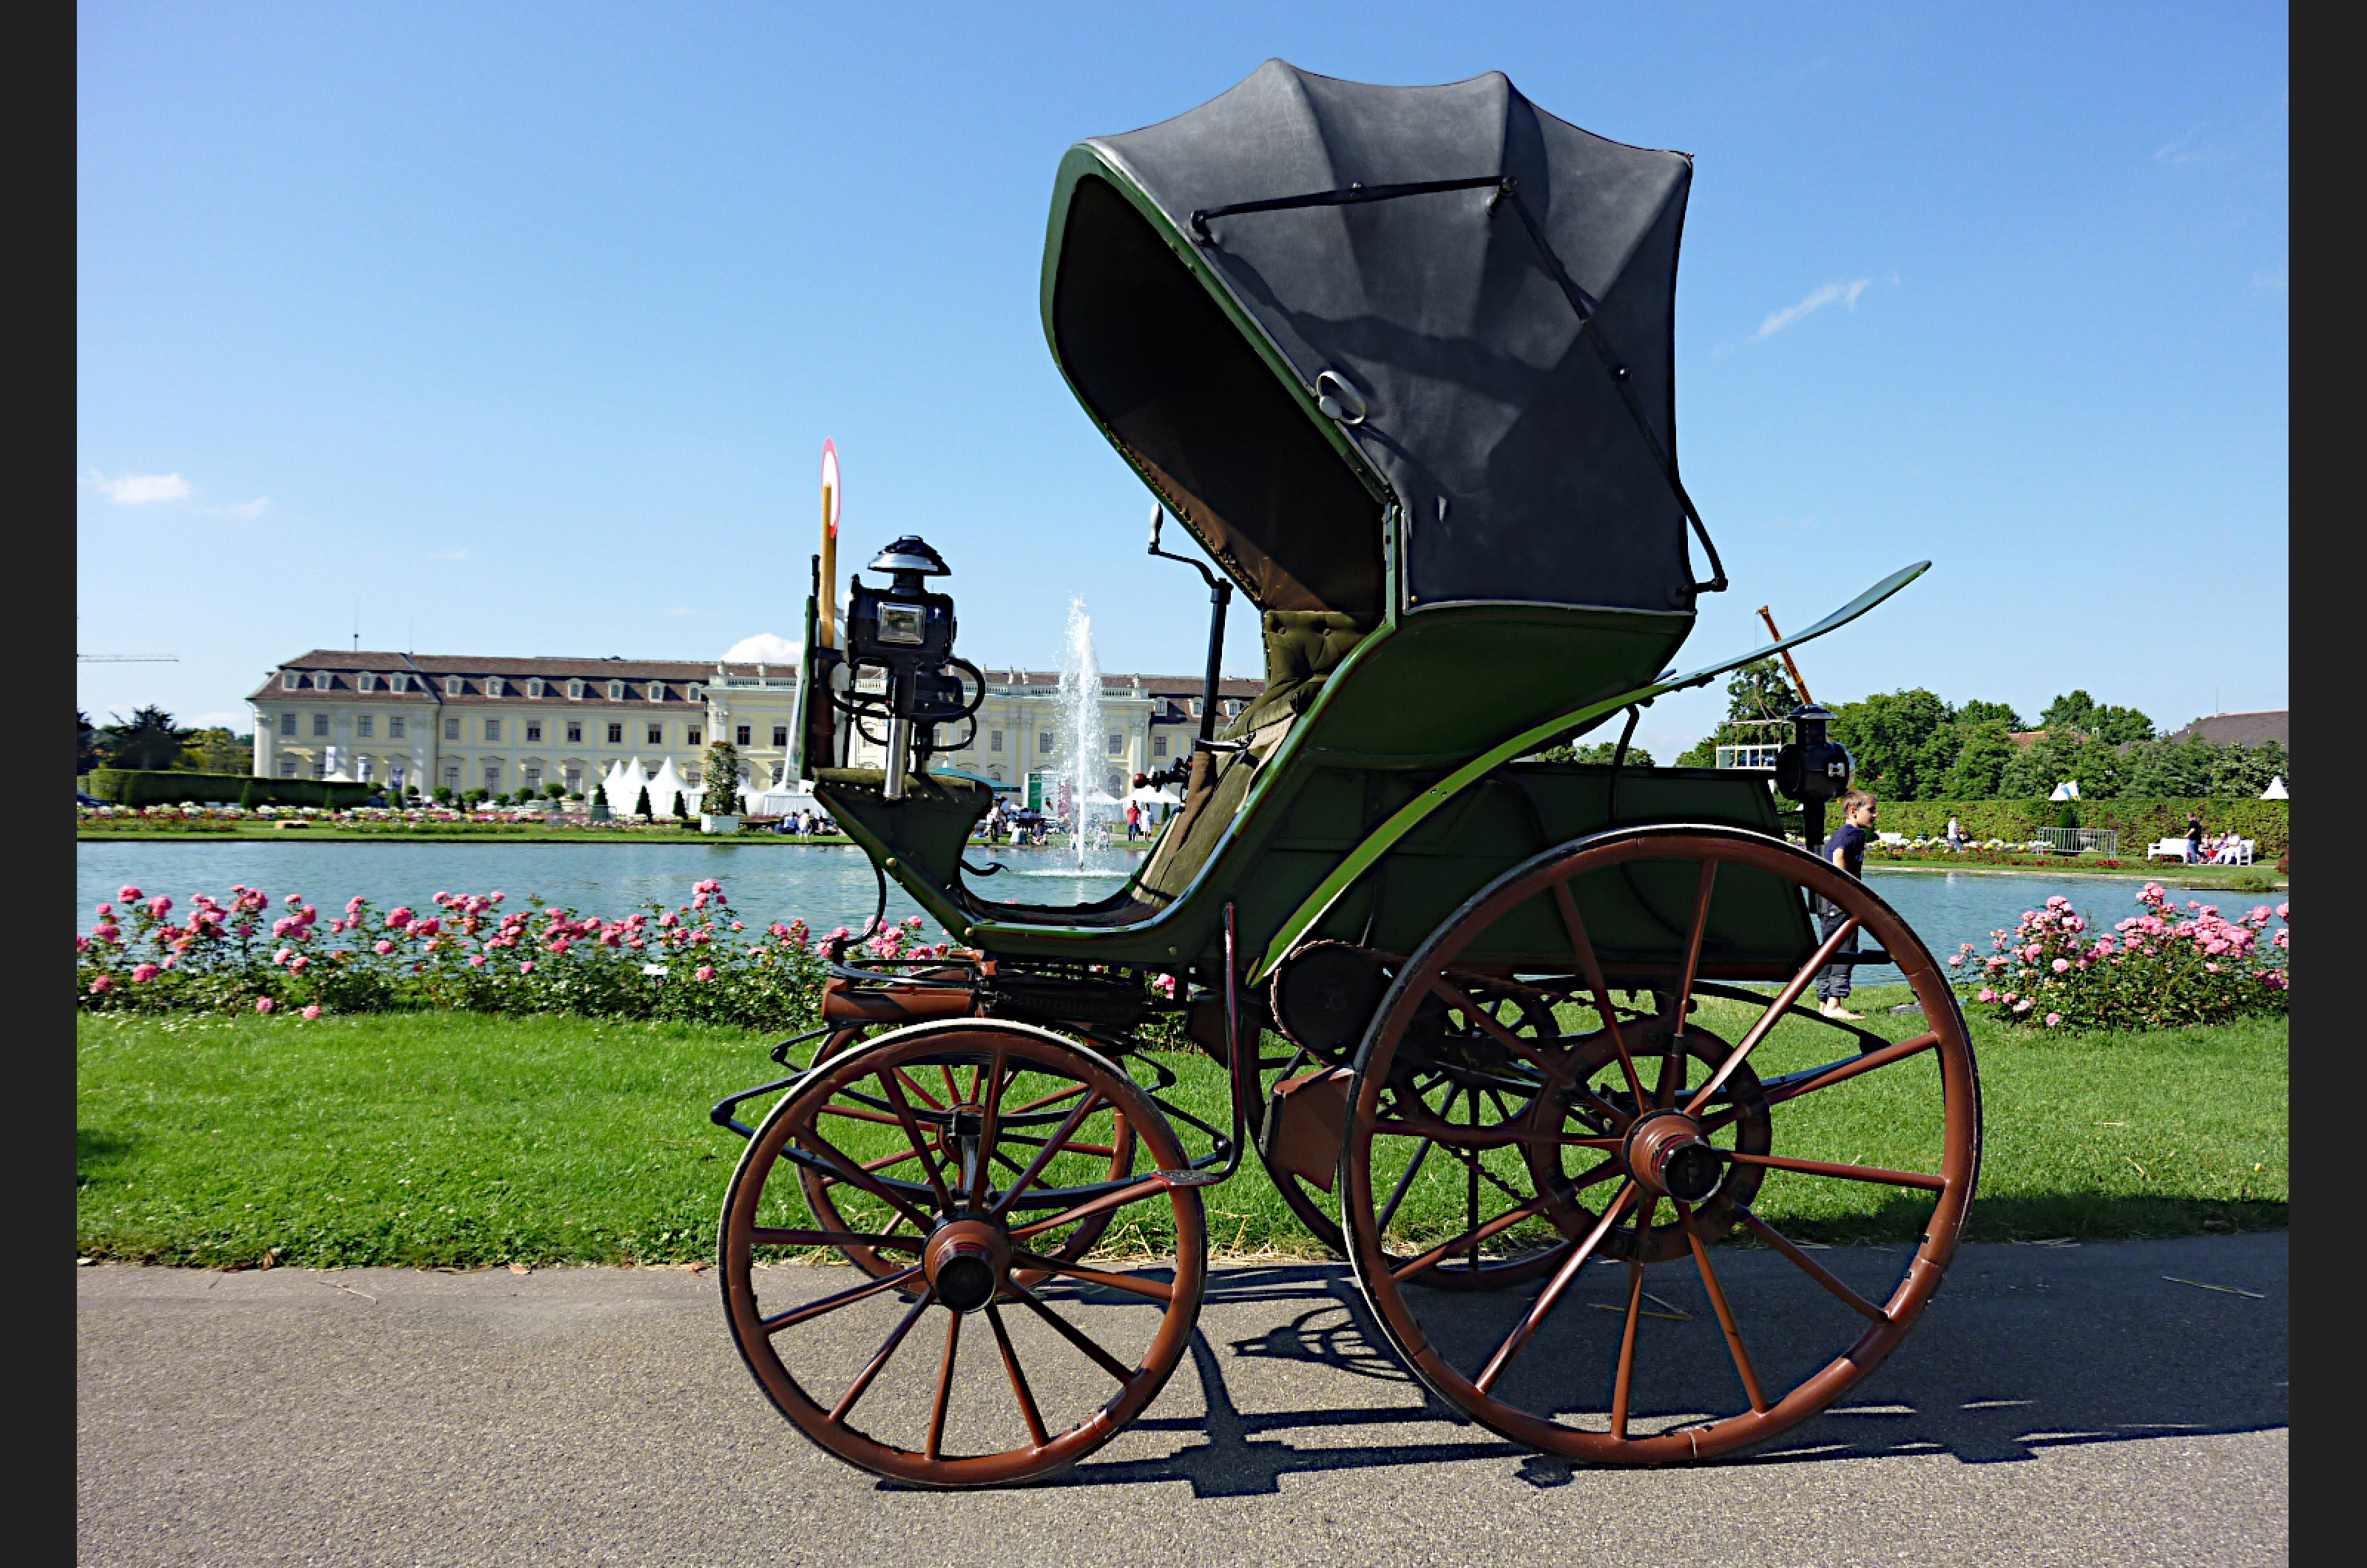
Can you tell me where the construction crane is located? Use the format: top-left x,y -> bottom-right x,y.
76,655 -> 179,663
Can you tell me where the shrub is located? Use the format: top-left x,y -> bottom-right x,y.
85,768 -> 374,810
1954,883 -> 2288,1031
634,785 -> 652,819
1879,799 -> 2288,859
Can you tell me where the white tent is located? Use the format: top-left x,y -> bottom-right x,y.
602,757 -> 649,815
2260,775 -> 2289,800
645,757 -> 689,818
2048,780 -> 2081,802
1126,785 -> 1183,807
747,786 -> 821,819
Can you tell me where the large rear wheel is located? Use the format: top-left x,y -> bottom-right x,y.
1339,824 -> 1980,1464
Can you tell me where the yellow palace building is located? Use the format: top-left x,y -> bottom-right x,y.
249,652 -> 1258,802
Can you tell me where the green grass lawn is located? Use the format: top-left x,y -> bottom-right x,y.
76,987 -> 2286,1269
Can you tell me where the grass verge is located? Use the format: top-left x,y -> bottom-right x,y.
77,988 -> 2286,1268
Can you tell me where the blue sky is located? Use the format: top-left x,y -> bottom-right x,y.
78,2 -> 2287,762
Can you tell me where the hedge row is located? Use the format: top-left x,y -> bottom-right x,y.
84,770 -> 379,810
1879,799 -> 2289,859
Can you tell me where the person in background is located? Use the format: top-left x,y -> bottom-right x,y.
2184,811 -> 2205,865
1125,800 -> 1142,841
1817,789 -> 1879,1021
1945,814 -> 1964,851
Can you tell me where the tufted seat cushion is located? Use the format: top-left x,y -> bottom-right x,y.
1246,610 -> 1380,728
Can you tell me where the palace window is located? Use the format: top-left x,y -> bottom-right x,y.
487,677 -> 504,698
528,678 -> 545,698
357,716 -> 374,738
564,763 -> 583,792
279,713 -> 297,736
445,676 -> 465,696
772,726 -> 788,748
1152,734 -> 1168,757
311,672 -> 331,691
442,763 -> 461,789
736,725 -> 752,746
281,672 -> 300,690
311,757 -> 327,779
357,756 -> 375,781
686,726 -> 701,746
355,672 -> 373,693
525,721 -> 542,743
566,722 -> 582,743
646,723 -> 663,746
568,680 -> 584,700
312,714 -> 330,737
990,730 -> 1004,752
484,719 -> 501,742
607,723 -> 623,744
1039,732 -> 1055,754
445,718 -> 462,741
279,757 -> 299,777
1107,732 -> 1122,756
646,683 -> 664,701
688,684 -> 702,700
484,763 -> 502,792
685,766 -> 702,786
387,674 -> 407,693
524,763 -> 543,791
389,717 -> 406,739
608,680 -> 626,700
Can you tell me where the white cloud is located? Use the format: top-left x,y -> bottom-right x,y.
88,470 -> 192,504
426,547 -> 471,562
2155,124 -> 2209,165
1757,278 -> 1873,339
663,606 -> 710,618
723,632 -> 800,665
206,497 -> 270,520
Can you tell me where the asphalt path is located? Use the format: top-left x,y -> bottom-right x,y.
78,1232 -> 2286,1567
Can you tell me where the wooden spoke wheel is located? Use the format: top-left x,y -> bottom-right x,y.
798,1022 -> 1138,1281
1339,824 -> 1981,1464
720,1019 -> 1207,1487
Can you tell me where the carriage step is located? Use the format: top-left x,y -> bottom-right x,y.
1259,1068 -> 1355,1193
1158,1167 -> 1229,1188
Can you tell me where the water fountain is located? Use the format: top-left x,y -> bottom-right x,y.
1056,598 -> 1126,873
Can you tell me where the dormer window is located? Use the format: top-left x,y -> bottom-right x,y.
609,680 -> 626,700
281,671 -> 300,690
527,677 -> 545,699
388,674 -> 408,694
646,683 -> 664,702
355,672 -> 374,693
311,671 -> 331,691
486,677 -> 504,698
688,684 -> 702,701
445,676 -> 465,697
567,679 -> 584,700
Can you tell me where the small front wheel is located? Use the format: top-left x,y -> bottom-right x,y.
720,1019 -> 1208,1486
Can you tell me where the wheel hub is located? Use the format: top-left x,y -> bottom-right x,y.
923,1217 -> 1011,1314
1623,1110 -> 1726,1205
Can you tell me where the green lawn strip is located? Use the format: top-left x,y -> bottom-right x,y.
77,995 -> 2286,1268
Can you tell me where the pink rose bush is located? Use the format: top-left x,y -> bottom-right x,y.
1959,884 -> 2289,1030
75,881 -> 961,1033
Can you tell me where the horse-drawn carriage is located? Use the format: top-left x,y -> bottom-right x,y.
712,62 -> 1979,1485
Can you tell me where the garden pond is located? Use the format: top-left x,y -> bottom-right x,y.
75,839 -> 2263,987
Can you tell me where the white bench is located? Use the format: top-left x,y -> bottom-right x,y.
2148,837 -> 2258,865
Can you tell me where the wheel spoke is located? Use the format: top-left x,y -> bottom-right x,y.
1425,975 -> 1570,1087
985,1303 -> 1050,1450
1550,880 -> 1652,1104
759,1263 -> 925,1334
1391,1190 -> 1556,1283
1735,1203 -> 1888,1321
749,1228 -> 925,1253
988,1091 -> 1108,1220
1610,1198 -> 1657,1439
1723,1150 -> 1945,1192
814,1102 -> 905,1129
891,1065 -> 945,1111
795,1125 -> 939,1233
1674,1199 -> 1766,1413
1760,1032 -> 1942,1109
1683,914 -> 1861,1117
1378,1138 -> 1434,1231
877,1067 -> 955,1214
1662,860 -> 1718,1107
1007,1173 -> 1171,1243
1371,1115 -> 1621,1152
1474,1181 -> 1638,1393
1465,1094 -> 1482,1273
1008,1248 -> 1175,1302
1004,1080 -> 1090,1116
1004,1281 -> 1135,1383
970,1047 -> 1011,1209
827,1291 -> 933,1422
925,1311 -> 962,1461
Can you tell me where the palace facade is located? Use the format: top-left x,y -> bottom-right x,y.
249,652 -> 1262,801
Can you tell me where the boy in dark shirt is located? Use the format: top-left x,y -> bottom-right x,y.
1817,789 -> 1878,1020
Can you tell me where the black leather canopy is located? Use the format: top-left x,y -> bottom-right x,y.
1045,61 -> 1708,621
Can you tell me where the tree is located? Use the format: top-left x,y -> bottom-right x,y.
2039,689 -> 2152,745
1943,721 -> 2018,799
1954,699 -> 2024,731
542,782 -> 567,802
700,740 -> 743,817
1529,740 -> 1656,766
2124,736 -> 2217,797
1673,659 -> 1794,767
101,706 -> 189,771
634,783 -> 653,818
180,729 -> 251,774
432,785 -> 454,805
77,710 -> 101,774
237,777 -> 262,809
672,787 -> 691,821
1829,689 -> 1956,800
2039,690 -> 2098,734
1999,729 -> 2082,799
